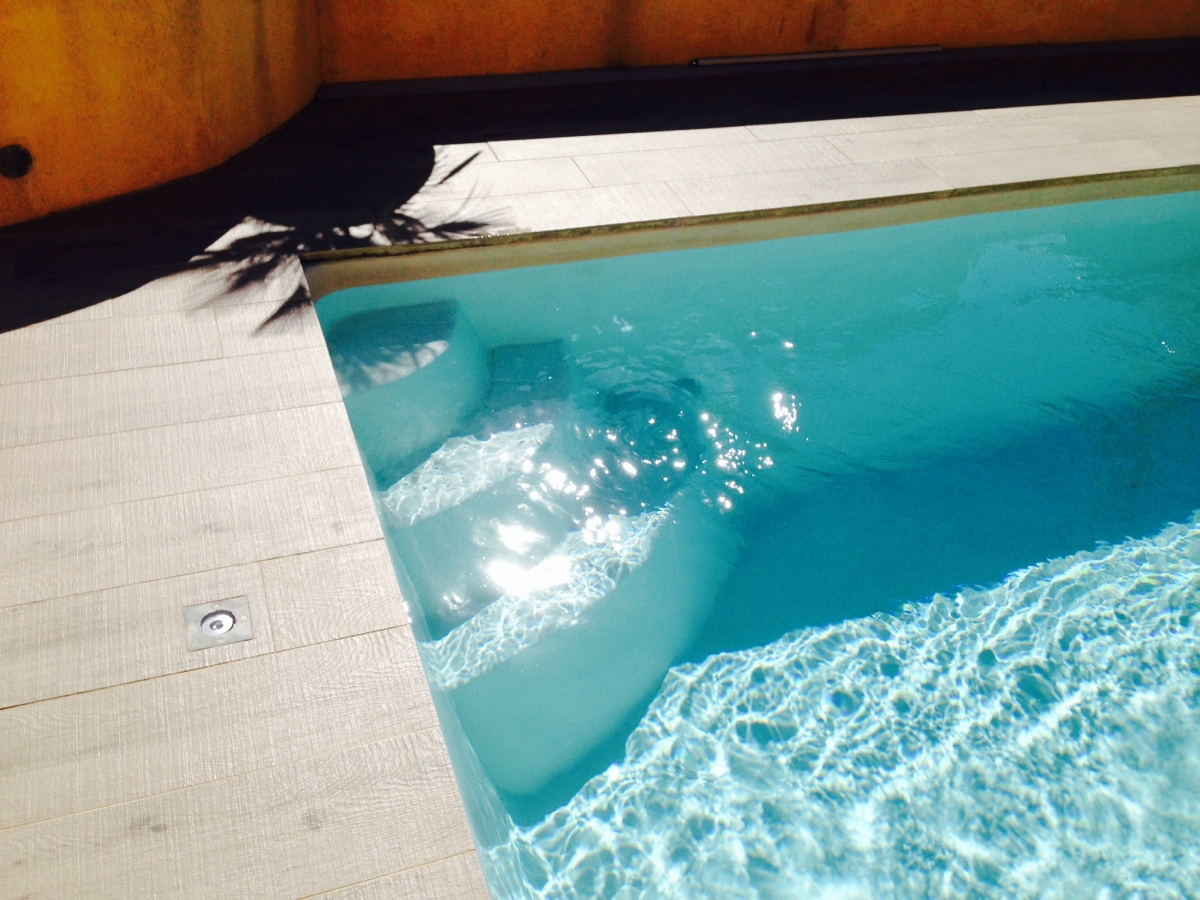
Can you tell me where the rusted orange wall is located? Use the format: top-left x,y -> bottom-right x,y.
320,0 -> 622,82
318,0 -> 1200,82
0,0 -> 322,228
620,0 -> 1200,67
2,0 -> 1198,228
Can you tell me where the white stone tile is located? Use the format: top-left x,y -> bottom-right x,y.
261,541 -> 409,651
500,182 -> 695,230
1138,132 -> 1200,166
123,467 -> 382,584
407,182 -> 695,233
571,137 -> 851,187
489,126 -> 757,161
0,563 -> 273,708
922,139 -> 1173,189
213,299 -> 328,357
746,110 -> 985,140
107,256 -> 310,319
1052,105 -> 1200,143
398,194 -> 518,235
669,160 -> 954,216
0,310 -> 222,385
0,629 -> 436,827
417,156 -> 592,201
104,265 -> 232,317
825,120 -> 1079,164
0,505 -> 126,606
973,96 -> 1188,121
0,346 -> 342,448
0,403 -> 360,522
49,302 -> 114,323
433,141 -> 499,165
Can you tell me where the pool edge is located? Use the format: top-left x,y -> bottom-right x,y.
302,164 -> 1200,301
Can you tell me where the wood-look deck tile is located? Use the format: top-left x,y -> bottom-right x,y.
0,628 -> 435,828
1051,105 -> 1200,143
0,346 -> 342,448
922,139 -> 1172,189
1140,132 -> 1200,165
0,730 -> 474,900
421,157 -> 592,201
0,403 -> 359,522
0,563 -> 273,707
261,541 -> 410,651
571,137 -> 851,187
213,299 -> 328,357
0,310 -> 222,385
972,96 -> 1187,120
49,302 -> 115,323
123,467 -> 382,584
489,125 -> 756,161
824,119 -> 1080,164
746,110 -> 985,140
308,852 -> 489,900
0,505 -> 126,607
669,159 -> 953,216
478,182 -> 694,231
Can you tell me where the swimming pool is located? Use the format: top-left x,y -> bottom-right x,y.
316,188 -> 1200,899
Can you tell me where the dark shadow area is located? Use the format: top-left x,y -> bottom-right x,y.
2,37 -> 1199,333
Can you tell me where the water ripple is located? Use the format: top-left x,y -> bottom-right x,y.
492,514 -> 1200,899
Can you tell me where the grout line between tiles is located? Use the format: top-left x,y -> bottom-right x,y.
118,502 -> 129,588
816,134 -> 858,167
211,306 -> 230,358
569,155 -> 598,189
254,560 -> 279,654
663,180 -> 701,217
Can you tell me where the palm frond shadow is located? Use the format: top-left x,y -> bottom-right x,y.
8,38 -> 1195,337
186,200 -> 499,332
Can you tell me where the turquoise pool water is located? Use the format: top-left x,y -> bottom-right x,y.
317,191 -> 1200,899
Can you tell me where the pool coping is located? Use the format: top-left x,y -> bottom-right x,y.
303,163 -> 1200,300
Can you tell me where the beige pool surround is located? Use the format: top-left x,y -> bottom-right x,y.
2,96 -> 1200,900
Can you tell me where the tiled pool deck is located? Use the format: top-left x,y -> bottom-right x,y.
2,94 -> 1200,899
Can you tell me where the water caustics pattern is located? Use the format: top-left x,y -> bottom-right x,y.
381,423 -> 555,527
492,514 -> 1200,899
422,505 -> 671,691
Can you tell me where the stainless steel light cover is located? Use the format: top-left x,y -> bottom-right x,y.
185,597 -> 254,650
